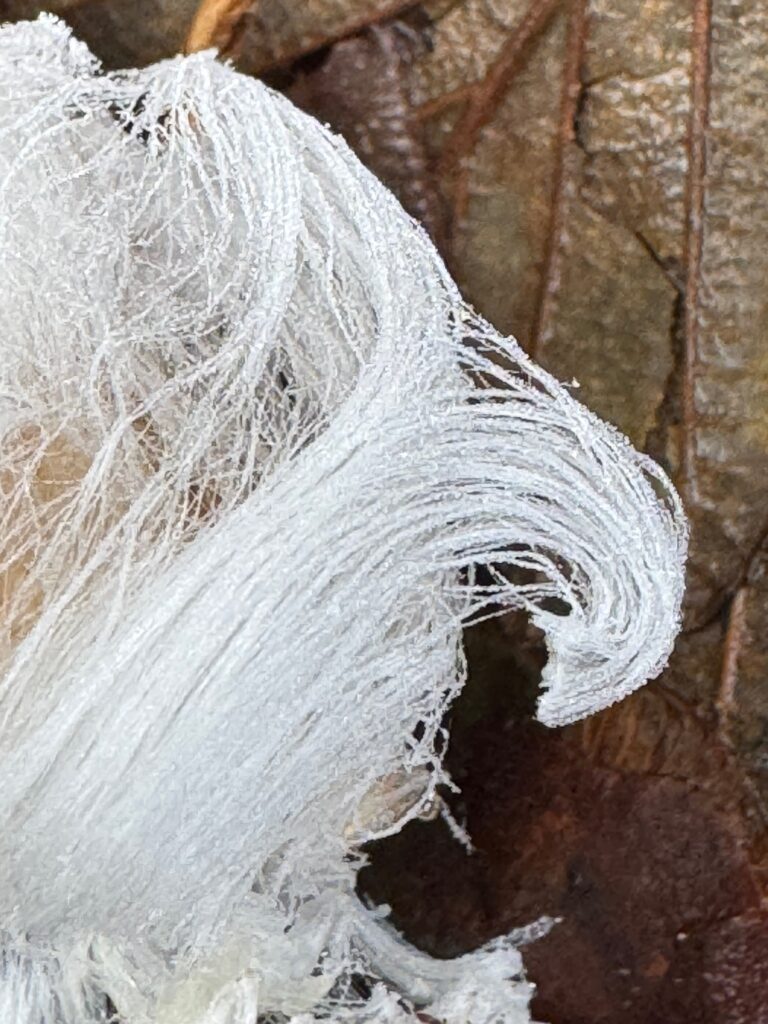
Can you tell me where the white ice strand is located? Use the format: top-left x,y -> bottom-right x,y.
0,16 -> 687,1024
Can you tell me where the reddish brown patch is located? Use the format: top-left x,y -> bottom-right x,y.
362,696 -> 767,1023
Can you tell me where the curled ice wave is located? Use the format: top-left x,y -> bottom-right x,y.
0,16 -> 687,1024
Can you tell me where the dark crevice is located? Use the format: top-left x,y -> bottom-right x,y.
635,230 -> 685,293
680,513 -> 768,637
645,282 -> 685,479
572,74 -> 590,154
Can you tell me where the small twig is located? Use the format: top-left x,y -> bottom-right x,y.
184,0 -> 254,55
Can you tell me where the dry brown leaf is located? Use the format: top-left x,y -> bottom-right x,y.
283,2 -> 768,1017
1,0 -> 767,1018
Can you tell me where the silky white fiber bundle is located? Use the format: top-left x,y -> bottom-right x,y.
0,15 -> 687,1024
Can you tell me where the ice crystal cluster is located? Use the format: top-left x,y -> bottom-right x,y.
0,16 -> 687,1024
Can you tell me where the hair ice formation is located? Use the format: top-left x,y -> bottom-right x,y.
0,16 -> 687,1024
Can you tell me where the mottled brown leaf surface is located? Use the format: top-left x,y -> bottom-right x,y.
2,0 -> 768,1019
277,1 -> 768,1016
